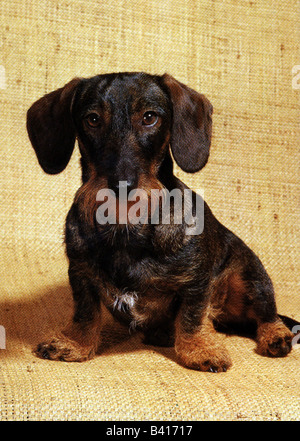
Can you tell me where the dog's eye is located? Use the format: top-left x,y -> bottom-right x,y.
86,113 -> 101,128
142,111 -> 158,126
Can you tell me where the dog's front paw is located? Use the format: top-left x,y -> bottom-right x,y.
35,335 -> 95,362
256,321 -> 293,357
176,342 -> 232,372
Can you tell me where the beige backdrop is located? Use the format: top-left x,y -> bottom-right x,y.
0,0 -> 299,421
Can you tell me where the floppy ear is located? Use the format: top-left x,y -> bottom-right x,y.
162,74 -> 213,173
26,78 -> 81,174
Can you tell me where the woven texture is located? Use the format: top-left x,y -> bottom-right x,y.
0,0 -> 299,421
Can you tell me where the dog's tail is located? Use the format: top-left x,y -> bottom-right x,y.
278,314 -> 300,331
215,314 -> 300,337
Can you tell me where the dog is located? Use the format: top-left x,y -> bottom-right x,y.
27,72 -> 297,372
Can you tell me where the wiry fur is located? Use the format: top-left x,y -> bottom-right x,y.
27,72 -> 297,372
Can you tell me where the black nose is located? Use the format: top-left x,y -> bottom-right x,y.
109,178 -> 136,196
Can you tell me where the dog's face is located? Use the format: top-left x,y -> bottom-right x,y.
72,73 -> 172,192
27,72 -> 213,185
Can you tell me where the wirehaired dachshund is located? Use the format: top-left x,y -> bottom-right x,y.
27,72 -> 297,372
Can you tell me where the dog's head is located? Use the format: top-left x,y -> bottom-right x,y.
27,72 -> 213,190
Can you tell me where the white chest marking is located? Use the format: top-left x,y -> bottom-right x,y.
113,291 -> 138,313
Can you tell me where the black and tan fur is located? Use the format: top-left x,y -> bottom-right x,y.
27,72 -> 296,372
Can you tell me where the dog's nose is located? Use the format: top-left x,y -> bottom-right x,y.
117,180 -> 135,192
109,178 -> 136,196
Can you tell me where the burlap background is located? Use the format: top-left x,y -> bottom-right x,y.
0,0 -> 299,421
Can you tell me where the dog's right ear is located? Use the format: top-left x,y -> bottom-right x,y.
26,78 -> 81,174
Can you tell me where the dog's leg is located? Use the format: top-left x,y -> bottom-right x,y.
215,239 -> 294,358
36,260 -> 102,362
245,267 -> 294,357
174,295 -> 232,372
143,321 -> 175,347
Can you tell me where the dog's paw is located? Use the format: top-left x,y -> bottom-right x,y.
176,343 -> 232,373
35,335 -> 94,362
256,321 -> 293,357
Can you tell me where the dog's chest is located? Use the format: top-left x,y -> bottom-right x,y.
108,288 -> 175,330
112,291 -> 138,313
99,233 -> 158,290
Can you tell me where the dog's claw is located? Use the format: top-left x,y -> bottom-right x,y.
209,366 -> 218,373
36,343 -> 51,359
208,365 -> 227,373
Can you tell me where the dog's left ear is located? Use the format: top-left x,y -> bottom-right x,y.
27,78 -> 81,174
162,74 -> 213,173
